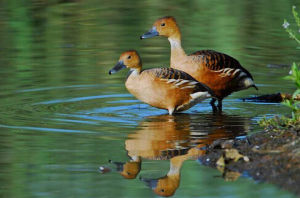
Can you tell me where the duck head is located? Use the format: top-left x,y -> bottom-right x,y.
109,159 -> 141,179
140,16 -> 180,39
140,174 -> 180,197
120,161 -> 141,179
109,50 -> 142,74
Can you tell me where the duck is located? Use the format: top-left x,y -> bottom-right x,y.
108,50 -> 215,115
140,16 -> 258,111
107,113 -> 250,196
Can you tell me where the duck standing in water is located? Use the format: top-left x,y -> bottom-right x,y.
108,50 -> 215,115
140,16 -> 258,111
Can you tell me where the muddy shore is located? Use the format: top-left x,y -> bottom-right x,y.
199,118 -> 300,196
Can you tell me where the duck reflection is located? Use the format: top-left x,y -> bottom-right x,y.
111,113 -> 251,197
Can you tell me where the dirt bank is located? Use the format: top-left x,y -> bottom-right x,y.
199,118 -> 300,196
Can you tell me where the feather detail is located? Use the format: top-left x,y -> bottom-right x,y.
190,50 -> 254,80
155,68 -> 214,96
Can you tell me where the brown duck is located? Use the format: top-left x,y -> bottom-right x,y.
141,16 -> 258,111
109,50 -> 215,115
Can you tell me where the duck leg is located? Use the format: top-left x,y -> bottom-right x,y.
217,99 -> 222,112
210,98 -> 218,112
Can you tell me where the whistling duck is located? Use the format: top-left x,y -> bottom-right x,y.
109,113 -> 249,196
108,50 -> 214,115
109,114 -> 191,180
140,16 -> 258,111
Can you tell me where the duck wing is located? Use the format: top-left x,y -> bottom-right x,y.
150,67 -> 216,97
190,50 -> 254,80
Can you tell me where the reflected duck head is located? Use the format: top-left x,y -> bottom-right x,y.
140,16 -> 180,39
120,161 -> 141,179
109,50 -> 142,75
140,175 -> 179,197
109,160 -> 125,171
109,159 -> 141,179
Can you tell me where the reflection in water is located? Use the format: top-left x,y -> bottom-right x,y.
111,113 -> 251,197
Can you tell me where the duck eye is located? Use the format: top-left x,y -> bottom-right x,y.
161,23 -> 165,27
127,56 -> 131,59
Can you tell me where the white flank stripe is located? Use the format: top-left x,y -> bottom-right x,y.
180,85 -> 195,89
188,81 -> 198,85
225,68 -> 234,76
232,69 -> 240,76
167,79 -> 176,83
223,68 -> 231,73
190,91 -> 211,99
175,80 -> 189,86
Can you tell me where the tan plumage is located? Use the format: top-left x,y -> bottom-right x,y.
111,113 -> 250,196
109,50 -> 214,115
141,16 -> 258,111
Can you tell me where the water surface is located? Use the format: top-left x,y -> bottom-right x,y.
0,0 -> 299,197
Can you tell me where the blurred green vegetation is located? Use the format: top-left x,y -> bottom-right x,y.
282,6 -> 300,120
0,0 -> 299,93
282,63 -> 300,120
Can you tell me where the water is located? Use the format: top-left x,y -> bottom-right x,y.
0,0 -> 299,197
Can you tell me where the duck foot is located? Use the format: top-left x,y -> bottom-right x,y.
210,98 -> 222,113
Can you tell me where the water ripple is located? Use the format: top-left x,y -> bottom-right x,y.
0,124 -> 96,134
35,94 -> 131,105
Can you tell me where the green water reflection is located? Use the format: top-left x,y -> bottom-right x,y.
111,114 -> 249,197
0,0 -> 299,197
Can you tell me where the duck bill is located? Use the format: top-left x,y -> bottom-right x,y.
109,61 -> 126,75
140,27 -> 159,39
109,160 -> 125,172
140,177 -> 158,189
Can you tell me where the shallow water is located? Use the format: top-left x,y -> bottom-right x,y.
0,0 -> 299,197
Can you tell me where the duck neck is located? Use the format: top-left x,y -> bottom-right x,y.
167,155 -> 188,177
130,156 -> 141,162
126,67 -> 141,82
130,68 -> 141,76
168,33 -> 186,69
